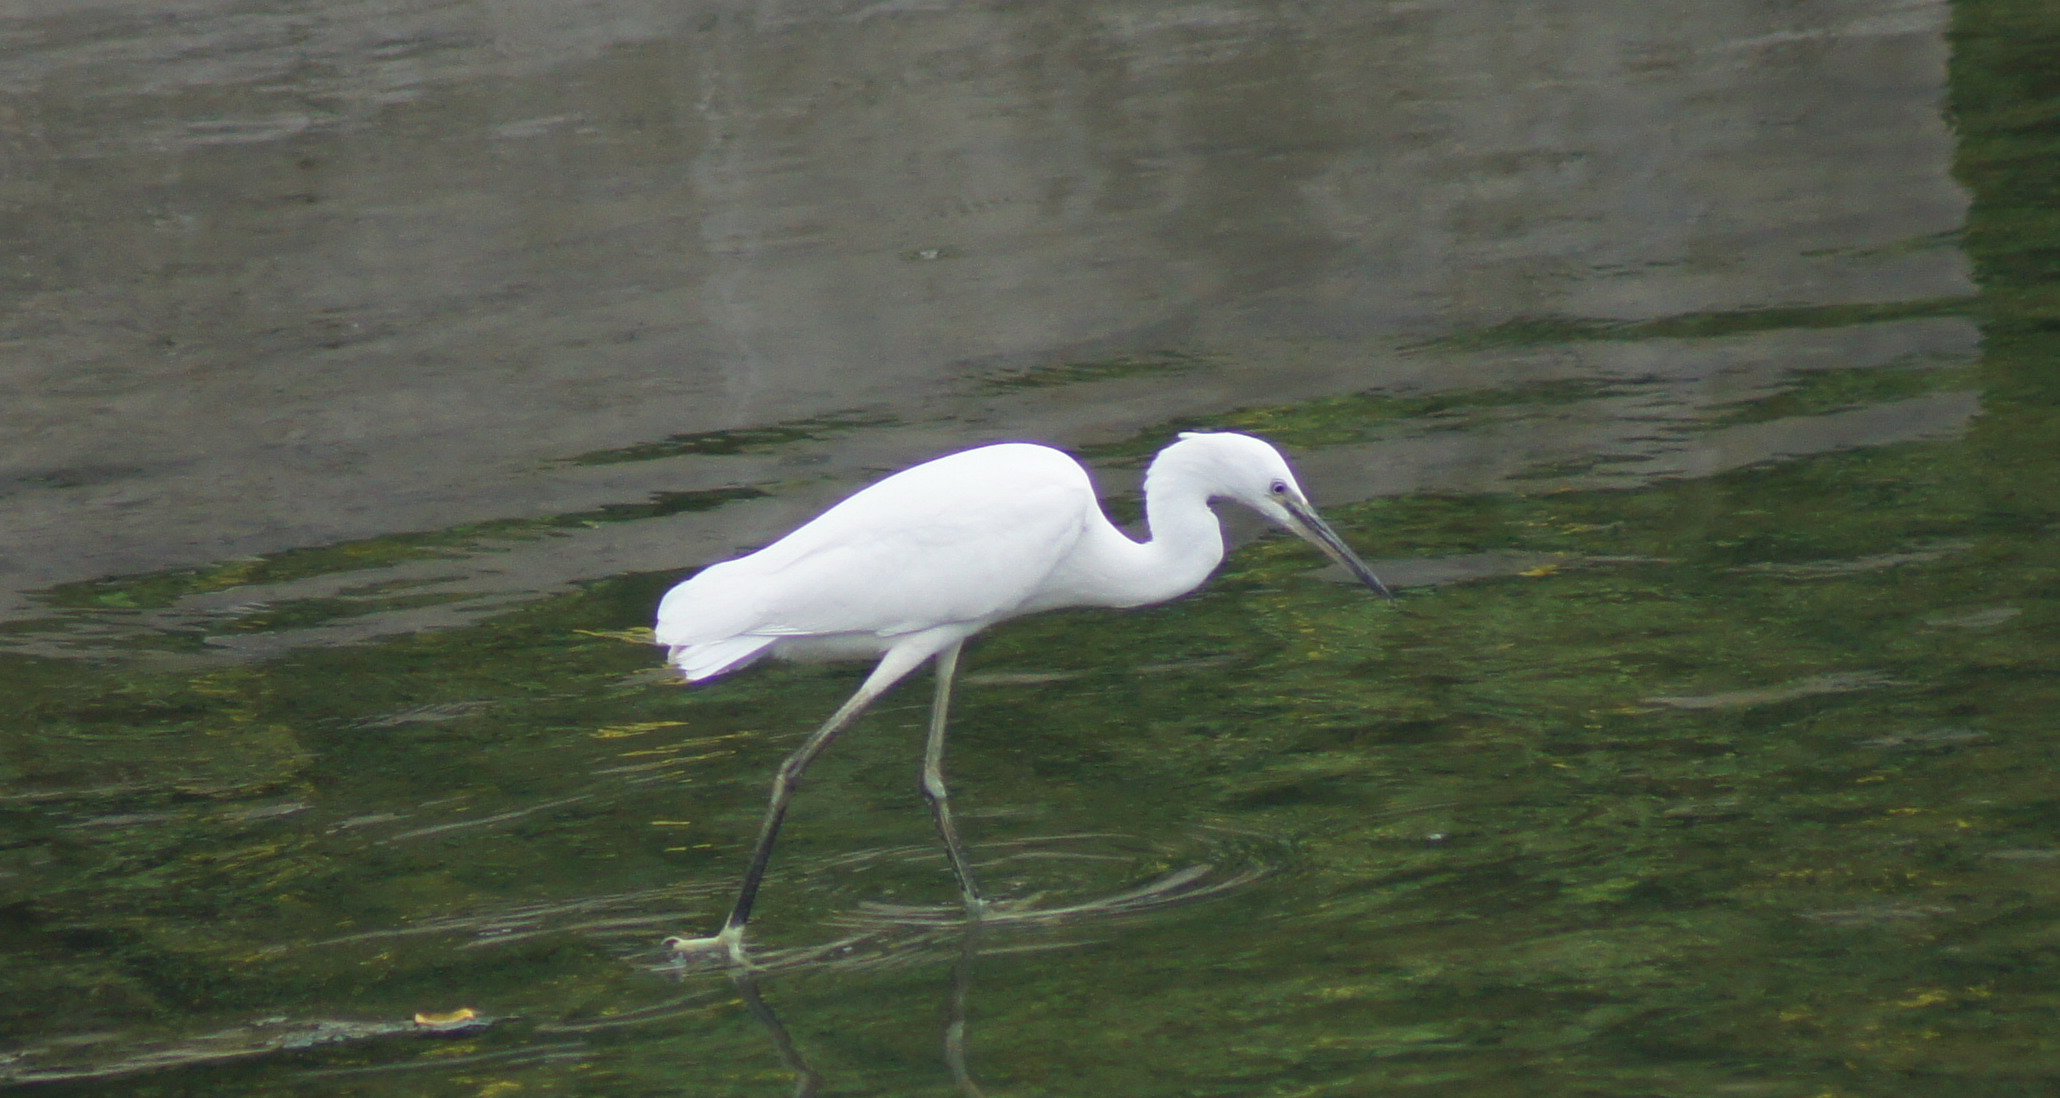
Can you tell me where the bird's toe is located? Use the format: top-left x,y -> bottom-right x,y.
664,926 -> 750,966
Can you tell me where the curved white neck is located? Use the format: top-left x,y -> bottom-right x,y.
1066,443 -> 1229,609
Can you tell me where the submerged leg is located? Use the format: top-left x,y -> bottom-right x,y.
922,641 -> 987,912
669,640 -> 940,964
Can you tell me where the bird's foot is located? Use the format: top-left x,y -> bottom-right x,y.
664,924 -> 750,967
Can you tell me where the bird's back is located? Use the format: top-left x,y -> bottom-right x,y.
657,444 -> 1098,679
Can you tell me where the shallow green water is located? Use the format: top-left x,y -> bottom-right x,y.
7,2 -> 2060,1095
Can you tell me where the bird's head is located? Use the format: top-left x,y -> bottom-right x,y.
1165,431 -> 1395,599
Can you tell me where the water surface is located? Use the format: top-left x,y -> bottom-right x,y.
4,0 -> 2057,1094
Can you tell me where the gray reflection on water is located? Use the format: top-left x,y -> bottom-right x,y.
722,922 -> 995,1098
0,0 -> 1968,652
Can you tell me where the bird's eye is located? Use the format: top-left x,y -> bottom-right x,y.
1269,480 -> 1289,495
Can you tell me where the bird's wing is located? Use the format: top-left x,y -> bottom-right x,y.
656,445 -> 1097,648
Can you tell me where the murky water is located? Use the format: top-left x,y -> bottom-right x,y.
4,0 -> 2057,1093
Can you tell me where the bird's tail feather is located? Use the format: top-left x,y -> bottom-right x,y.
669,636 -> 775,682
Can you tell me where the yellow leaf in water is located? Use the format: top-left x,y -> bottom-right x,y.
414,1007 -> 480,1026
575,627 -> 656,644
592,720 -> 688,739
1519,563 -> 1560,577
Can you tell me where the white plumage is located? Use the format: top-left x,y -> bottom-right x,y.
657,431 -> 1392,963
656,443 -> 1093,680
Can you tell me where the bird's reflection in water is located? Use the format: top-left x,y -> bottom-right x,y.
682,859 -> 1268,1095
723,922 -> 990,1098
727,969 -> 825,1098
941,924 -> 986,1098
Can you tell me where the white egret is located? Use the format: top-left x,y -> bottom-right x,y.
657,431 -> 1392,962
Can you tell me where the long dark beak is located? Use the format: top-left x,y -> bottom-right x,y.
1282,496 -> 1395,600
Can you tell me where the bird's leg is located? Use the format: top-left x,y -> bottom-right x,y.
670,643 -> 938,963
922,641 -> 988,914
667,682 -> 878,963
